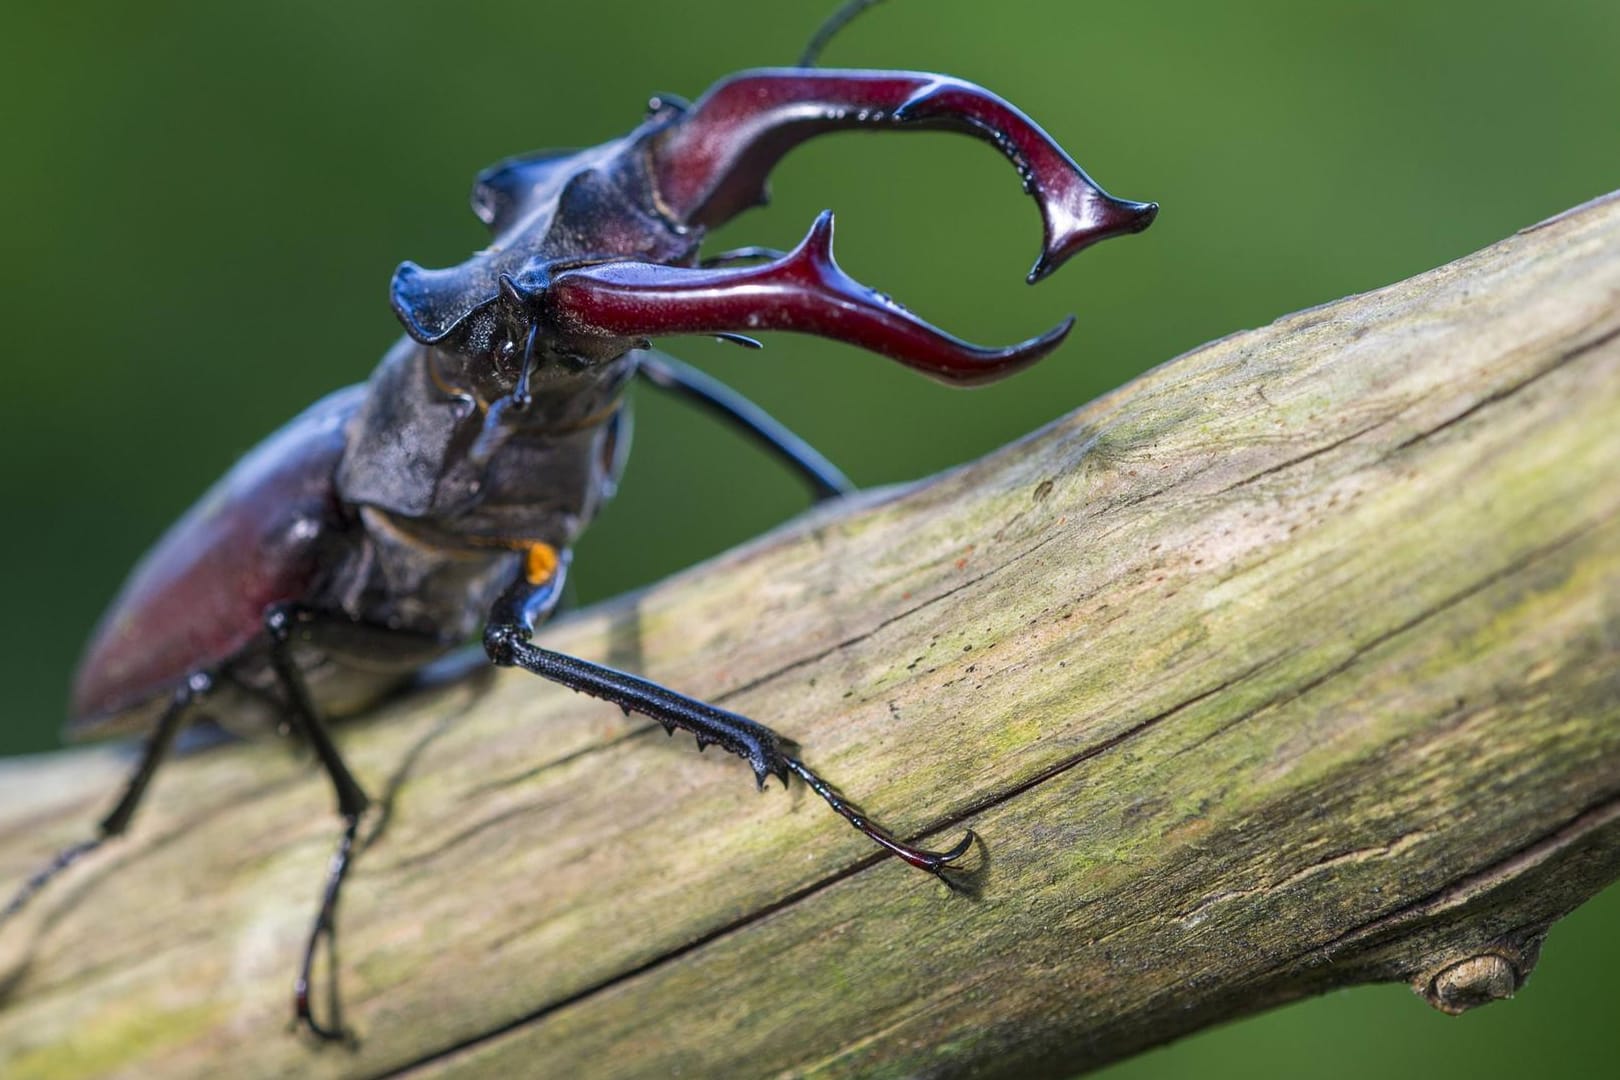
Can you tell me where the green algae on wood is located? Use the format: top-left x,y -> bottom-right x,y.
2,194 -> 1618,1079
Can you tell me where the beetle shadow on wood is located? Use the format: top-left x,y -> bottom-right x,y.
0,758 -> 307,1003
361,653 -> 498,853
0,668 -> 496,1010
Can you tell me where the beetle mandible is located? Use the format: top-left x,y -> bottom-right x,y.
2,2 -> 1156,1041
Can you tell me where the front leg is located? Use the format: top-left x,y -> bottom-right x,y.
483,547 -> 974,881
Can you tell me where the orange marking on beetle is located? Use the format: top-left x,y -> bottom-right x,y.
525,543 -> 560,585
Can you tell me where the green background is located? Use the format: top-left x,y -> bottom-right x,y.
2,0 -> 1616,1074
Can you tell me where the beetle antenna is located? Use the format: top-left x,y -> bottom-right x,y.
798,0 -> 888,67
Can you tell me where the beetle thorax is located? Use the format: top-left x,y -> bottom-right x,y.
336,336 -> 634,545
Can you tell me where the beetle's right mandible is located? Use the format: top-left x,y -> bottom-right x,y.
645,68 -> 1158,283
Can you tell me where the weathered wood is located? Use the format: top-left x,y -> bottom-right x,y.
2,191 -> 1618,1079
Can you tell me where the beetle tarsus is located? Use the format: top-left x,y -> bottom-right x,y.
1,838 -> 103,923
784,757 -> 976,884
294,812 -> 362,1046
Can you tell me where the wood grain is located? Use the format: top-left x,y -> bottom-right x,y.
2,192 -> 1618,1079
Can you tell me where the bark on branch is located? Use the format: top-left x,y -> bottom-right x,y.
3,193 -> 1619,1079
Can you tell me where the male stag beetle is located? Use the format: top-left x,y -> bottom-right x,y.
3,2 -> 1155,1041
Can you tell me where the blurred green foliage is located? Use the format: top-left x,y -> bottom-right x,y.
1,0 -> 1615,1074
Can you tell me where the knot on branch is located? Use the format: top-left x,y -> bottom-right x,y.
1414,936 -> 1544,1015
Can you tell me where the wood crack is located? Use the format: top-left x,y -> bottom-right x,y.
1310,787 -> 1620,966
1174,831 -> 1433,928
1214,417 -> 1389,496
1389,320 -> 1620,453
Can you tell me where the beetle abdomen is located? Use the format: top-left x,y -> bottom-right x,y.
68,387 -> 364,735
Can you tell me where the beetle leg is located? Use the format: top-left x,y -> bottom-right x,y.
483,551 -> 975,882
549,211 -> 1071,386
648,68 -> 1157,282
782,759 -> 975,886
264,606 -> 372,1045
635,349 -> 855,501
1,674 -> 207,924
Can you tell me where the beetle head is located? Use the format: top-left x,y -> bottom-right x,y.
389,143 -> 696,412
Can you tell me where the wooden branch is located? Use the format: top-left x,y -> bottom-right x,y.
3,192 -> 1618,1080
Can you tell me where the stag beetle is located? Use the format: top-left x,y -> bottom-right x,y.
2,3 -> 1155,1041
